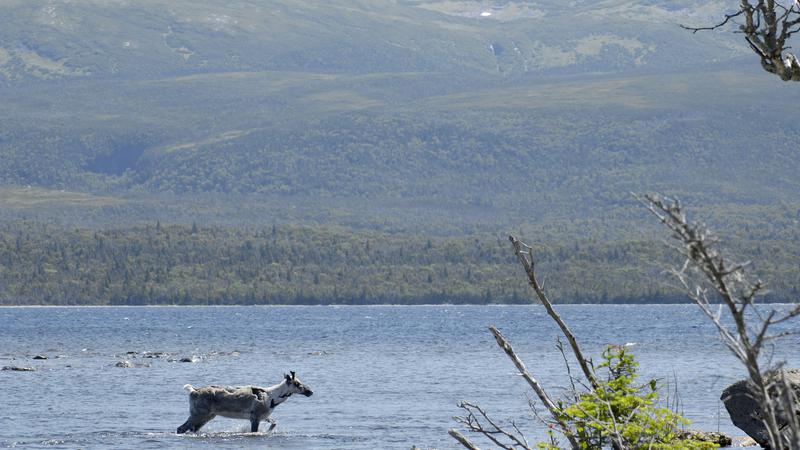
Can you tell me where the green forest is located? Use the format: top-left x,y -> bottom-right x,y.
1,220 -> 797,305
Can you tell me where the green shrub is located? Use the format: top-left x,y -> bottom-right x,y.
541,346 -> 716,450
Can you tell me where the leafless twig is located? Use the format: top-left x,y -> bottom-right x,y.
454,401 -> 534,450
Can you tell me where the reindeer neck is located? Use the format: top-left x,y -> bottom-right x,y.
266,380 -> 293,408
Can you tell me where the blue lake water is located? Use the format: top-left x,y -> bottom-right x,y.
1,305 -> 798,449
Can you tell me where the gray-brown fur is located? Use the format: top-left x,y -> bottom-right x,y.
177,371 -> 313,434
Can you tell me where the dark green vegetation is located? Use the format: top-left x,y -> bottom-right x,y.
1,1 -> 798,304
1,220 -> 797,305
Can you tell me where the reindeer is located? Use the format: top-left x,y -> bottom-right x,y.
177,371 -> 313,434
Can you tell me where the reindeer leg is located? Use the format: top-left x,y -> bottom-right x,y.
178,414 -> 214,434
193,414 -> 215,432
249,415 -> 260,433
266,417 -> 277,432
177,418 -> 192,434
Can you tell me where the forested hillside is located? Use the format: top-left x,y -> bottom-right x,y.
2,70 -> 798,232
2,219 -> 798,305
1,1 -> 798,305
1,1 -> 793,224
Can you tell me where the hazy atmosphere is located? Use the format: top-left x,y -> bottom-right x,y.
1,1 -> 799,449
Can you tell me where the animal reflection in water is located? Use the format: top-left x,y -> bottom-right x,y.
177,372 -> 314,434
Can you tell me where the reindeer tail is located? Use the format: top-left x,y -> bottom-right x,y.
183,384 -> 195,393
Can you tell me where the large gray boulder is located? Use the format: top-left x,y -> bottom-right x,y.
721,369 -> 800,447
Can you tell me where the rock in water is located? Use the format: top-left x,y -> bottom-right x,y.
735,436 -> 759,447
2,366 -> 36,372
32,355 -> 48,360
114,360 -> 150,368
721,368 -> 800,446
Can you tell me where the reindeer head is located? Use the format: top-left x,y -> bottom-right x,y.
284,371 -> 314,397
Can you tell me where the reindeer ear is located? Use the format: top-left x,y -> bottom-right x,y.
290,371 -> 296,379
284,373 -> 291,381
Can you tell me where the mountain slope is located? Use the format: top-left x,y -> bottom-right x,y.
1,0 -> 797,234
0,0 -> 742,84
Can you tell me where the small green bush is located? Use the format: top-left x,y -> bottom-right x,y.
540,346 -> 716,450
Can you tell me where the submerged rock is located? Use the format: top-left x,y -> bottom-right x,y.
721,368 -> 800,447
179,356 -> 199,363
2,366 -> 36,372
114,360 -> 150,368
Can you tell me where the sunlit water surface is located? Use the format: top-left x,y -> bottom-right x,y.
1,305 -> 797,449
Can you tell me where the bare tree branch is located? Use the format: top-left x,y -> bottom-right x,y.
681,10 -> 746,33
684,0 -> 800,81
489,326 -> 580,449
509,235 -> 599,390
455,402 -> 534,449
639,193 -> 800,449
449,428 -> 482,450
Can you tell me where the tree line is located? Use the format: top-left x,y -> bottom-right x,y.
1,221 -> 797,306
